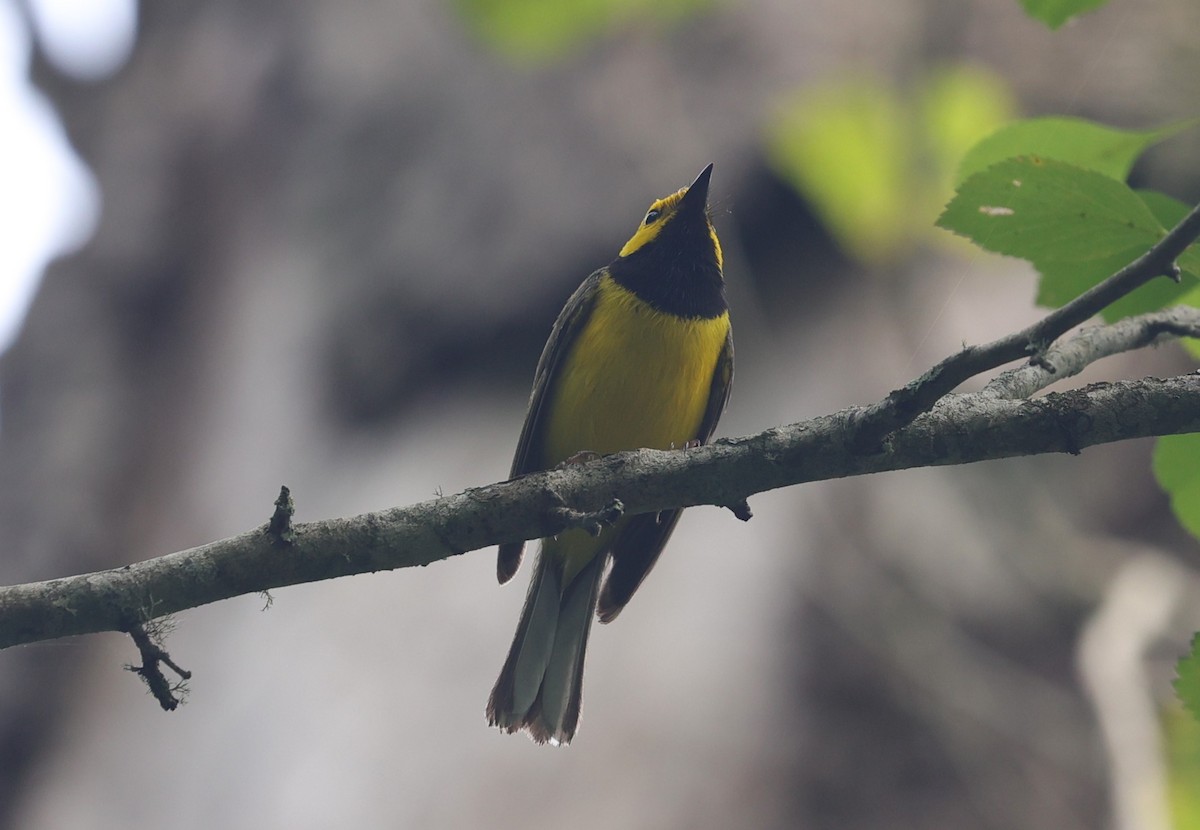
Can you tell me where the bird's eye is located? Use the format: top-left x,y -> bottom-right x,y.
643,209 -> 661,225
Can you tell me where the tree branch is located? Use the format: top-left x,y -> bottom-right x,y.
2,369 -> 1198,651
851,201 -> 1200,450
984,306 -> 1200,400
4,196 -> 1200,663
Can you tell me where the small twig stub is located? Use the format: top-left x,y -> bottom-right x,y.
268,485 -> 296,545
125,622 -> 191,711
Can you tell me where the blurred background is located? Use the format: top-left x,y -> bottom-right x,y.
1,0 -> 1199,827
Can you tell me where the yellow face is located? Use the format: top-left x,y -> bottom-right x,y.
618,188 -> 724,271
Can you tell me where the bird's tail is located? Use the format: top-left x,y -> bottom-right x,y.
486,544 -> 606,745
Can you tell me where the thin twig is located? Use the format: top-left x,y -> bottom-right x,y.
985,306 -> 1200,400
850,202 -> 1200,451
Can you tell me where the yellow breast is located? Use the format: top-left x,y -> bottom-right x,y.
542,274 -> 729,467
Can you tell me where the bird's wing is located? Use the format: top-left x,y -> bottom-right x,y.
496,270 -> 604,584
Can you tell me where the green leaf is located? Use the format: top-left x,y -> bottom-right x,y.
768,68 -> 1015,265
920,66 -> 1016,190
957,117 -> 1187,184
1099,266 -> 1200,323
767,79 -> 914,263
1154,434 -> 1200,542
950,120 -> 1200,317
1167,702 -> 1200,829
1167,699 -> 1200,826
1034,246 -> 1145,309
1176,634 -> 1200,724
1142,190 -> 1200,283
1017,0 -> 1111,29
1093,191 -> 1200,321
1033,191 -> 1200,320
938,156 -> 1165,264
454,0 -> 709,62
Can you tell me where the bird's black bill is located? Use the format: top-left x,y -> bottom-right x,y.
679,163 -> 713,214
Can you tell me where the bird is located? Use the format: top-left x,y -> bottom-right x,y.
486,164 -> 733,745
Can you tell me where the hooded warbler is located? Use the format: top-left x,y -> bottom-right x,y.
487,164 -> 733,745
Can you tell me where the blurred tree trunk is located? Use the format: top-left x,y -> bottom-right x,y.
0,4 -> 294,821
